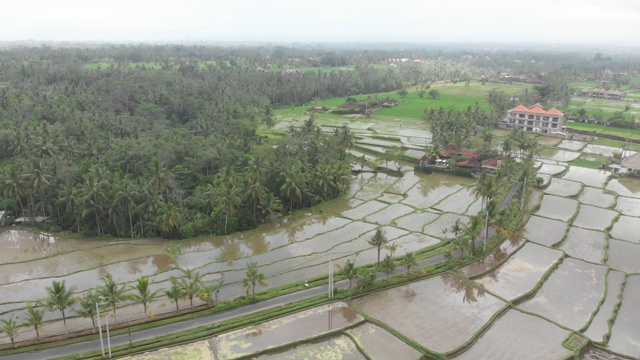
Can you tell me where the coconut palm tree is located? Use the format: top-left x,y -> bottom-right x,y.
130,276 -> 162,317
176,268 -> 203,308
112,176 -> 139,238
402,252 -> 418,276
44,280 -> 76,333
338,260 -> 357,288
367,228 -> 388,265
198,280 -> 224,306
165,277 -> 183,312
75,291 -> 100,333
23,303 -> 44,340
381,254 -> 395,278
1,315 -> 19,348
243,262 -> 268,297
98,274 -> 129,322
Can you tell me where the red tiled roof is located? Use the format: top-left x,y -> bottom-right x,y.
457,158 -> 482,168
442,145 -> 458,157
509,104 -> 564,117
482,157 -> 502,168
546,107 -> 563,115
460,149 -> 481,158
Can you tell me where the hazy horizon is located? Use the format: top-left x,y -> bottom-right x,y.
3,0 -> 640,46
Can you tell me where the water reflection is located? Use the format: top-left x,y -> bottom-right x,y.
441,273 -> 485,303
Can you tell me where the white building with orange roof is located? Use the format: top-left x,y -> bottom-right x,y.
502,103 -> 565,134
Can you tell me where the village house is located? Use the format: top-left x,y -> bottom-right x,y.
501,103 -> 565,134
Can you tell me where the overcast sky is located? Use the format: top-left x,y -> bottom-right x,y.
2,0 -> 639,45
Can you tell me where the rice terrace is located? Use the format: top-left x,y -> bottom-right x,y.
1,44 -> 640,360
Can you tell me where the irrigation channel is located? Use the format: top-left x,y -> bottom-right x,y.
1,122 -> 640,359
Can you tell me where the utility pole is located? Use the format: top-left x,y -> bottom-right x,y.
96,303 -> 104,357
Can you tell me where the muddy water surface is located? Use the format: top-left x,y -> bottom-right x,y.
473,242 -> 563,301
402,173 -> 473,209
615,196 -> 640,216
573,204 -> 618,232
347,323 -> 422,360
544,178 -> 583,197
353,274 -> 506,353
609,216 -> 640,242
212,302 -> 363,359
535,195 -> 578,221
578,187 -> 616,208
454,309 -> 572,360
365,203 -> 415,225
458,234 -> 524,277
583,270 -> 625,343
0,230 -> 165,264
562,167 -> 610,188
606,178 -> 640,199
394,211 -> 440,232
518,258 -> 607,330
608,276 -> 640,359
607,239 -> 640,273
256,335 -> 365,360
523,215 -> 568,247
558,227 -> 606,264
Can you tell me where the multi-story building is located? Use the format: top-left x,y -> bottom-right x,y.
502,103 -> 565,134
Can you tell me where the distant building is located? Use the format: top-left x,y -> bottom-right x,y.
591,88 -> 621,100
501,103 -> 565,134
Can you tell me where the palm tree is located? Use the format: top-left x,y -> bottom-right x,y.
381,254 -> 395,278
356,268 -> 376,290
402,252 -> 418,276
259,192 -> 282,220
367,228 -> 388,265
1,315 -> 19,348
245,180 -> 267,222
75,291 -> 100,333
165,277 -> 183,312
280,167 -> 304,212
130,276 -> 162,317
243,261 -> 268,297
2,164 -> 27,217
217,182 -> 241,235
149,159 -> 174,199
44,280 -> 76,333
156,202 -> 181,238
198,280 -> 224,306
386,242 -> 398,257
462,215 -> 483,256
338,260 -> 357,288
23,303 -> 44,340
262,107 -> 275,128
473,172 -> 498,248
112,176 -> 139,238
58,181 -> 82,234
176,268 -> 203,308
98,274 -> 129,322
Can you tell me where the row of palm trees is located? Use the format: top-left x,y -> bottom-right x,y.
337,229 -> 419,291
0,263 -> 268,348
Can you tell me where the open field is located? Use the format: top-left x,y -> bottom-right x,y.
275,82 -> 531,120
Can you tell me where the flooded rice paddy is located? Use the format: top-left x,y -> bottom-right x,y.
535,195 -> 578,221
454,310 -> 573,360
347,323 -> 423,360
3,124 -> 640,358
519,258 -> 607,330
353,274 -> 506,353
583,270 -> 626,343
473,242 -> 563,301
558,227 -> 607,264
607,276 -> 640,358
211,302 -> 362,359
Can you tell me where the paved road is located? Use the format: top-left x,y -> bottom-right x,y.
1,281 -> 348,360
2,246 -> 452,359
